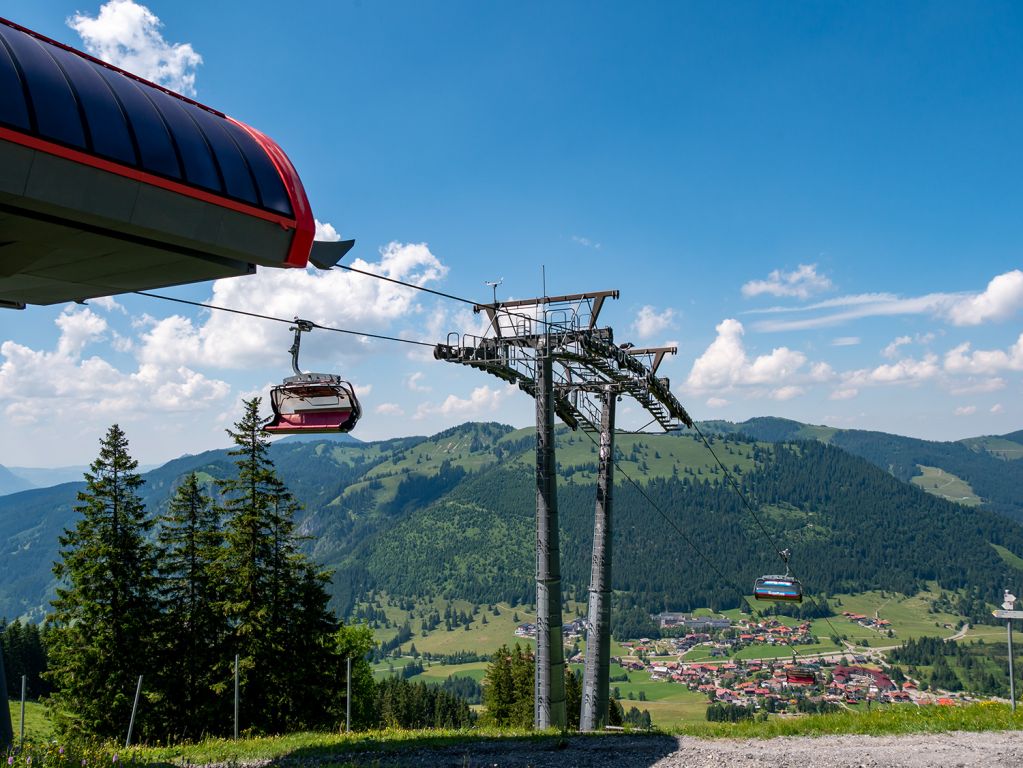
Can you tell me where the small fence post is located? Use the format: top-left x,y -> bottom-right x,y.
20,675 -> 25,750
234,654 -> 240,740
345,657 -> 352,734
125,675 -> 142,748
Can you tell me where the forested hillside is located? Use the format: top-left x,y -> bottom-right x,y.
2,421 -> 1022,621
706,417 -> 1023,521
355,438 -> 1023,615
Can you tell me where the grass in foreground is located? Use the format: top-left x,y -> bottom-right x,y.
672,702 -> 1023,739
7,703 -> 1022,767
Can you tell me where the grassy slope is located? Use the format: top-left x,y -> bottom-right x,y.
960,436 -> 1023,461
911,466 -> 982,506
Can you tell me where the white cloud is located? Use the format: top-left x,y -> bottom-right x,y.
314,219 -> 342,242
68,0 -> 202,96
954,405 -> 977,416
631,305 -> 677,340
685,318 -> 810,394
830,388 -> 858,400
414,384 -> 516,420
832,337 -> 860,347
882,336 -> 912,359
705,397 -> 729,408
89,296 -> 126,313
946,270 -> 1023,326
137,241 -> 448,370
741,264 -> 832,300
749,269 -> 1023,332
405,372 -> 431,392
571,235 -> 601,249
771,386 -> 804,401
374,402 -> 405,416
0,308 -> 230,426
943,334 -> 1023,375
991,403 -> 1004,414
949,378 -> 1006,395
844,354 -> 940,388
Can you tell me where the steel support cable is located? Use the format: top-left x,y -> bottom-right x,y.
576,429 -> 830,670
687,423 -> 852,649
335,263 -> 586,333
133,291 -> 437,348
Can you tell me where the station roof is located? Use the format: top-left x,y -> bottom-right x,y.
0,17 -> 342,309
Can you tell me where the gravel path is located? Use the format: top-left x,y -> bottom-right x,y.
292,731 -> 1023,768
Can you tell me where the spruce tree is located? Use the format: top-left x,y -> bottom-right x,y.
154,473 -> 228,738
218,399 -> 337,732
48,425 -> 158,739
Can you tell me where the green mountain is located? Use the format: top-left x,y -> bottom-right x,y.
1,420 -> 1021,622
702,416 -> 1023,521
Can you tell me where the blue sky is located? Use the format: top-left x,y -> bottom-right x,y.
1,0 -> 1021,467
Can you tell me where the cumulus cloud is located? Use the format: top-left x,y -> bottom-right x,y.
883,336 -> 912,359
946,270 -> 1023,326
771,386 -> 804,401
954,405 -> 977,416
137,242 -> 449,370
944,334 -> 1023,375
0,308 -> 230,426
405,372 -> 431,392
684,318 -> 811,395
414,385 -> 516,420
374,402 -> 405,416
88,296 -> 126,313
631,306 -> 677,340
705,397 -> 729,408
992,403 -> 1004,414
68,0 -> 202,96
741,264 -> 832,300
314,219 -> 342,242
844,355 -> 940,388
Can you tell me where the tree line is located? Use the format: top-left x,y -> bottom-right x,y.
44,402 -> 376,742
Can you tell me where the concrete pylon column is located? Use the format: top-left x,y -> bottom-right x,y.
534,342 -> 566,729
580,389 -> 615,731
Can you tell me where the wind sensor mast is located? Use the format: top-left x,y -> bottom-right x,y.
435,288 -> 692,730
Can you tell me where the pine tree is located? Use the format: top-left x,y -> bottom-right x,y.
154,473 -> 228,738
47,425 -> 158,739
217,399 -> 337,733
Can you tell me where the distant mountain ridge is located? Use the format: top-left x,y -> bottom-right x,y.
702,417 -> 1023,521
1,418 -> 1021,621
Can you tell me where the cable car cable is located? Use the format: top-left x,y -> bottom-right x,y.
684,424 -> 851,647
580,425 -> 864,671
575,427 -> 825,667
133,290 -> 437,348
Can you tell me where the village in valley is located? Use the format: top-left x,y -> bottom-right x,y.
513,607 -> 974,714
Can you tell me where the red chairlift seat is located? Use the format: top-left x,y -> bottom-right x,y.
264,373 -> 360,434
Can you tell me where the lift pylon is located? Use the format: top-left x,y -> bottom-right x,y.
435,290 -> 692,731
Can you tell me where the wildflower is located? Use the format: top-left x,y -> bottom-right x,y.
8,757 -> 14,766
112,756 -> 118,764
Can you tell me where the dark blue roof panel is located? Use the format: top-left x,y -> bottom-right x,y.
0,18 -> 293,218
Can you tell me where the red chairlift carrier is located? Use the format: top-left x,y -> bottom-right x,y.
263,320 -> 361,435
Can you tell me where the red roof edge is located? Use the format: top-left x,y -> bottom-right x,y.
229,119 -> 314,268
